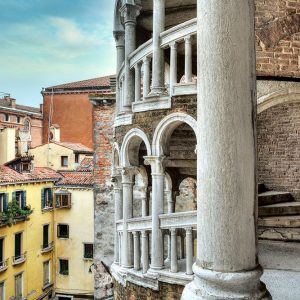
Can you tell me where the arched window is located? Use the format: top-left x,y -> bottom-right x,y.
23,120 -> 31,132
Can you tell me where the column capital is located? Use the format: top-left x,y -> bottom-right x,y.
121,166 -> 136,183
144,156 -> 166,175
184,35 -> 192,43
113,31 -> 125,47
169,41 -> 177,49
170,227 -> 177,235
120,3 -> 141,25
185,227 -> 193,235
111,174 -> 122,189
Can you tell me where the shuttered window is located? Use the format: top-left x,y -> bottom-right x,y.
43,225 -> 49,248
59,259 -> 69,275
0,194 -> 8,212
15,273 -> 22,298
15,233 -> 22,259
43,260 -> 50,286
41,188 -> 53,210
12,191 -> 26,209
0,238 -> 4,265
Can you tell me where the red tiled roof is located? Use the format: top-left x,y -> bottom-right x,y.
0,166 -> 61,184
77,157 -> 93,172
0,99 -> 41,114
45,75 -> 114,90
53,142 -> 93,154
56,171 -> 93,187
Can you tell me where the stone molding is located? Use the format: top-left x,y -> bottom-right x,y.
114,113 -> 133,127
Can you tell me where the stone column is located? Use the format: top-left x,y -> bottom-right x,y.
134,63 -> 142,102
143,57 -> 151,98
182,1 -> 270,299
184,35 -> 192,83
114,31 -> 125,114
120,4 -> 141,112
112,175 -> 123,264
141,231 -> 149,274
145,156 -> 165,270
133,231 -> 140,270
169,42 -> 177,95
121,167 -> 134,268
185,227 -> 193,275
150,0 -> 166,95
170,228 -> 178,273
141,188 -> 148,217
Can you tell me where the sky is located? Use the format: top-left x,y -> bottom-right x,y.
0,0 -> 116,107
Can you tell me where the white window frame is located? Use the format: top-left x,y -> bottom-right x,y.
14,272 -> 23,299
0,280 -> 5,300
43,260 -> 51,287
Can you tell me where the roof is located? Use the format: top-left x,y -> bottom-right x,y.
76,157 -> 93,172
0,166 -> 61,184
45,75 -> 114,91
55,171 -> 94,187
53,142 -> 93,154
0,99 -> 41,114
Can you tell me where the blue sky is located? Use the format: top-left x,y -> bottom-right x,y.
0,0 -> 116,107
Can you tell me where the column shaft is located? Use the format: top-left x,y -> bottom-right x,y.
169,42 -> 177,95
141,231 -> 149,274
184,36 -> 192,83
150,0 -> 166,95
133,231 -> 140,270
134,63 -> 141,102
170,228 -> 178,273
182,0 -> 270,298
143,57 -> 151,98
185,228 -> 193,275
114,186 -> 122,264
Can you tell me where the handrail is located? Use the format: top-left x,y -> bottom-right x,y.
129,38 -> 153,69
160,18 -> 197,48
159,211 -> 197,229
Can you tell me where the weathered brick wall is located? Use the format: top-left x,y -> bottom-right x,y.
93,102 -> 115,299
257,102 -> 300,200
113,279 -> 184,300
115,95 -> 197,147
255,0 -> 300,77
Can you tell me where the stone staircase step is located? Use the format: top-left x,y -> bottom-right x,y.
258,191 -> 293,206
258,202 -> 300,217
258,183 -> 268,194
258,216 -> 300,228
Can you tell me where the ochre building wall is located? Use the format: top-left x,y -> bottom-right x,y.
43,93 -> 93,148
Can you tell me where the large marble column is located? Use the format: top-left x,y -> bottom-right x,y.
121,167 -> 134,268
182,1 -> 271,299
113,31 -> 125,115
150,0 -> 166,95
120,4 -> 141,112
145,156 -> 165,271
112,175 -> 123,264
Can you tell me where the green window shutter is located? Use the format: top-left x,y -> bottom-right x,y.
3,193 -> 8,211
49,189 -> 53,203
21,191 -> 27,208
41,188 -> 45,209
12,191 -> 16,202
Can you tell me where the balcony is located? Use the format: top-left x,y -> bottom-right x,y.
41,241 -> 54,254
12,252 -> 26,266
0,259 -> 8,272
114,211 -> 197,289
116,18 -> 197,123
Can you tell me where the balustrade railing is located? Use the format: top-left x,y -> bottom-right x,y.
116,18 -> 197,115
116,211 -> 196,277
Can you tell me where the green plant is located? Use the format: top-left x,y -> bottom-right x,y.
2,201 -> 33,225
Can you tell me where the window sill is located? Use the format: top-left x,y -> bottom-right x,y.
41,243 -> 54,254
83,257 -> 93,261
57,237 -> 69,240
0,265 -> 8,273
58,273 -> 69,276
12,257 -> 26,266
42,207 -> 53,213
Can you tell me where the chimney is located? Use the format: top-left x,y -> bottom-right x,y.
10,98 -> 16,108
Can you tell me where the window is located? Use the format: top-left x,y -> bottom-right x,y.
41,188 -> 53,210
17,116 -> 21,123
21,162 -> 30,173
57,224 -> 69,239
0,281 -> 4,300
59,259 -> 69,276
12,191 -> 26,209
75,154 -> 79,164
15,233 -> 22,260
83,243 -> 93,259
24,120 -> 30,132
0,238 -> 4,268
4,114 -> 9,122
55,193 -> 71,208
0,193 -> 8,213
61,156 -> 68,167
15,273 -> 23,299
43,260 -> 51,287
43,225 -> 49,248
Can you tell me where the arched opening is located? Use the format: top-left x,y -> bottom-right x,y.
176,177 -> 197,213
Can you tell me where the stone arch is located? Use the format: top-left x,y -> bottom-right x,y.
257,88 -> 300,114
152,112 -> 198,156
120,128 -> 151,167
112,142 -> 121,174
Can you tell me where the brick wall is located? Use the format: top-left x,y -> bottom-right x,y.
257,102 -> 300,200
93,102 -> 115,299
113,279 -> 184,300
255,0 -> 300,77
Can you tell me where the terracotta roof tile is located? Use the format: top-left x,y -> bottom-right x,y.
45,75 -> 115,90
56,171 -> 94,186
0,99 -> 41,114
53,142 -> 93,154
0,166 -> 61,184
77,157 -> 93,172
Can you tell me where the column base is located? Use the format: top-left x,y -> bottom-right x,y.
149,86 -> 168,97
181,265 -> 271,300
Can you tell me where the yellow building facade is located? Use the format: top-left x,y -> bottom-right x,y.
0,164 -> 60,300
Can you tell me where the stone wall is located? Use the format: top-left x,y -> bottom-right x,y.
255,0 -> 300,77
257,102 -> 300,200
93,101 -> 115,299
113,279 -> 184,300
